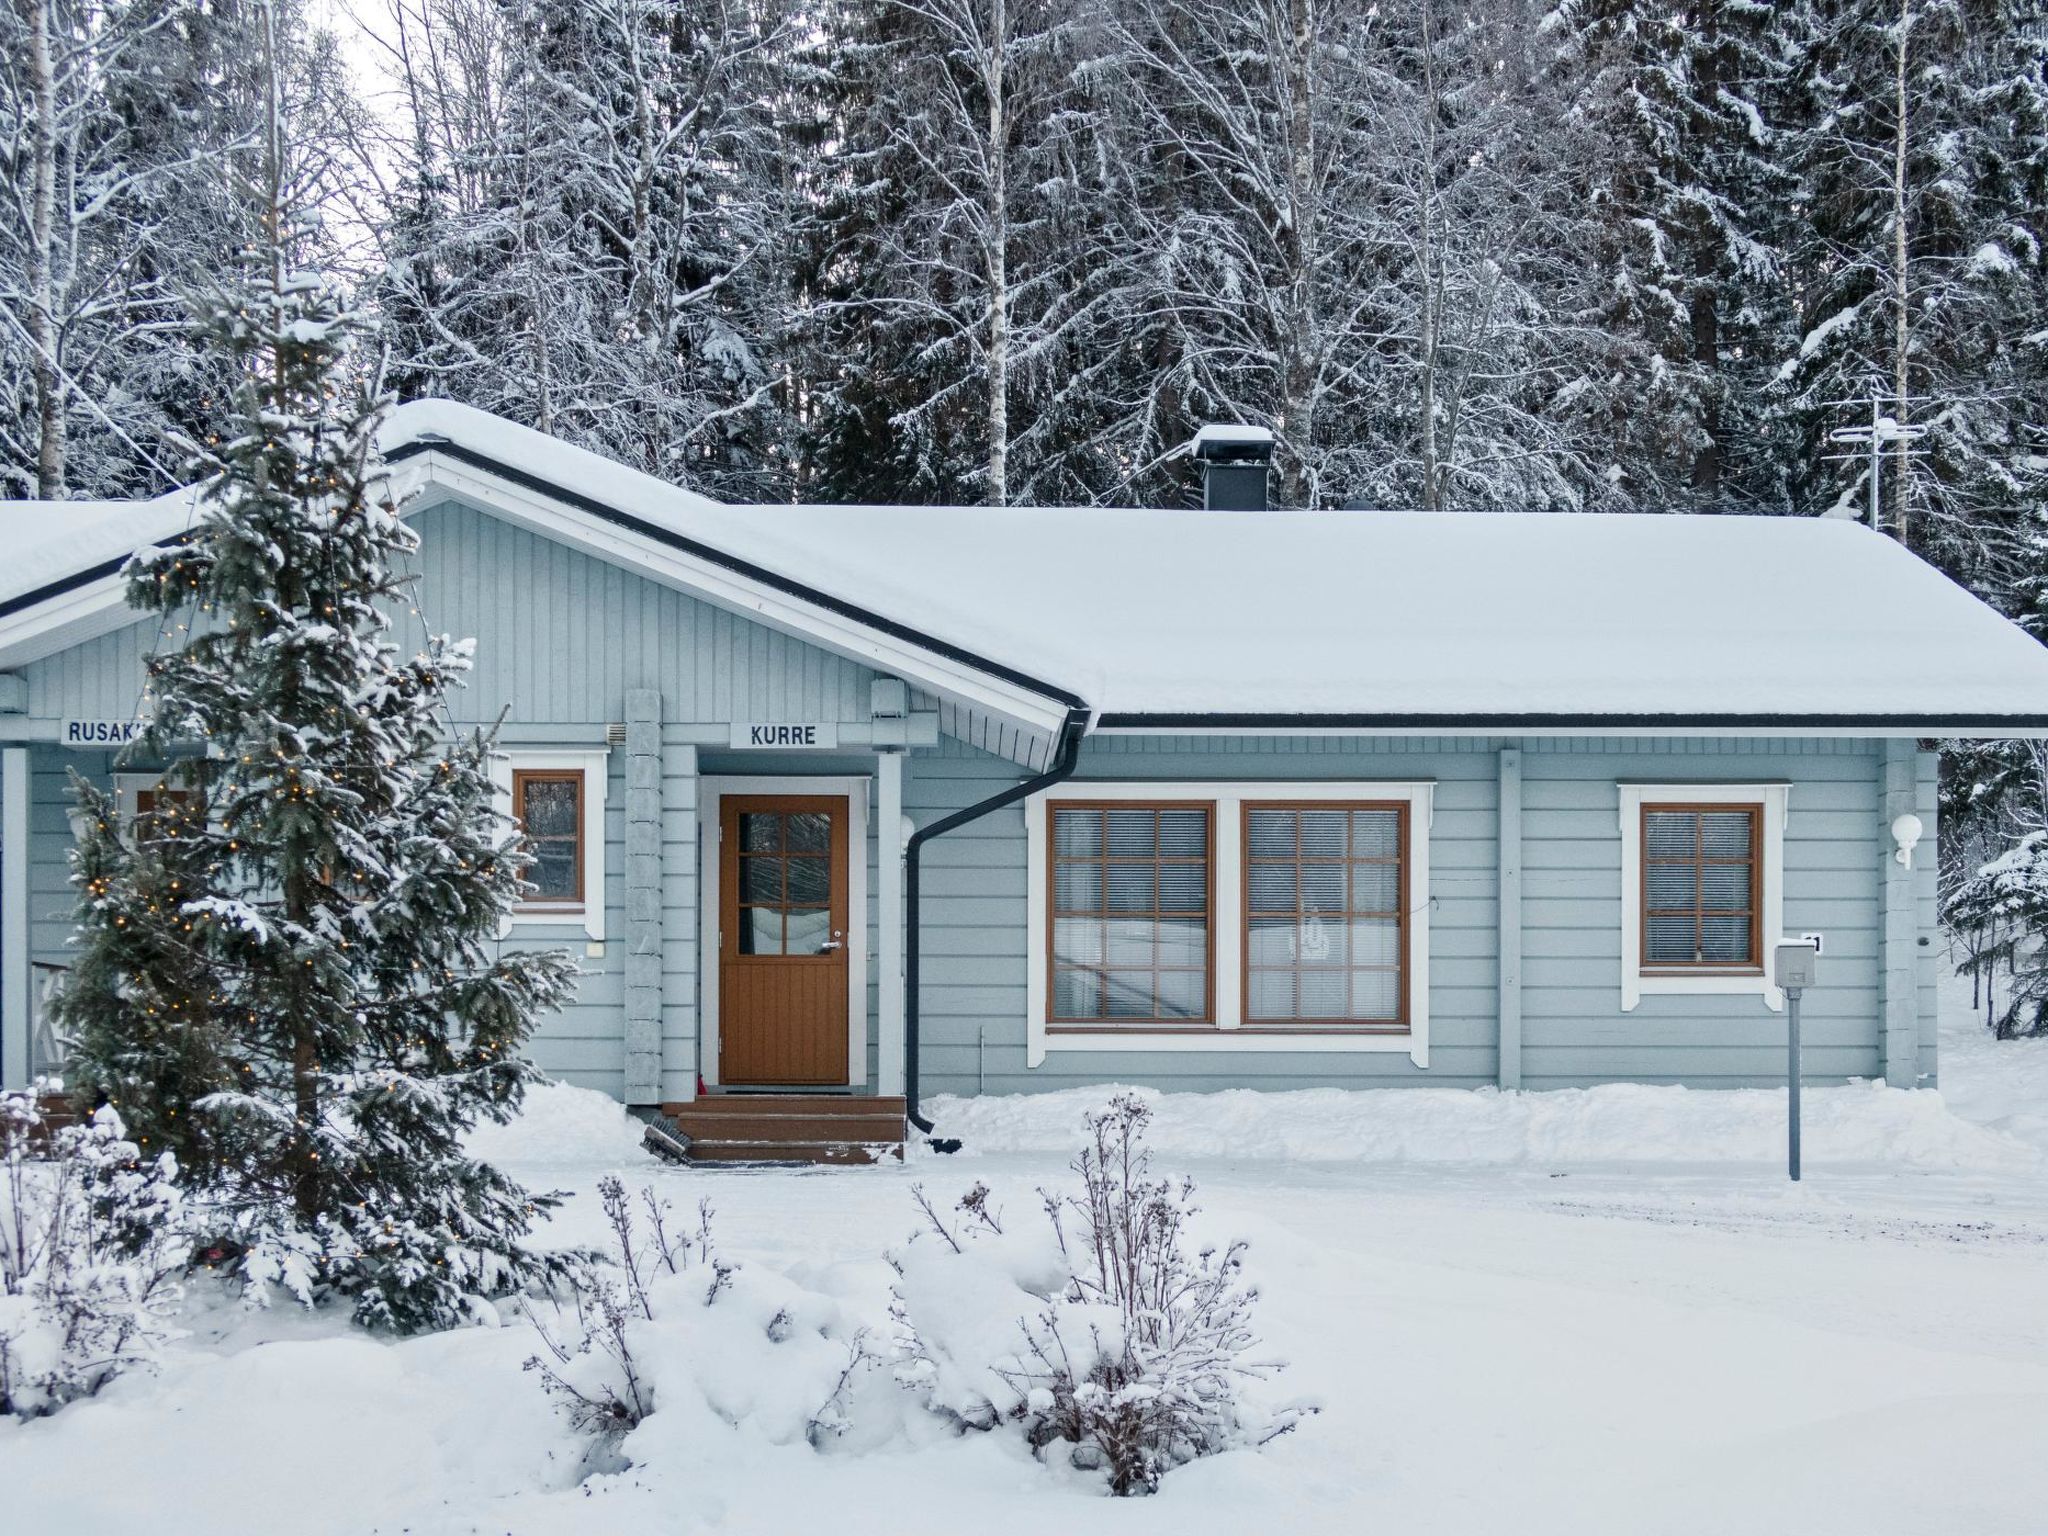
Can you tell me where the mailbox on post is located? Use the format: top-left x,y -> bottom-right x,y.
1774,939 -> 1821,1181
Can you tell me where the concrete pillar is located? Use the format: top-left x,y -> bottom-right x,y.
877,749 -> 906,1097
622,690 -> 663,1105
2,747 -> 29,1089
1497,745 -> 1522,1089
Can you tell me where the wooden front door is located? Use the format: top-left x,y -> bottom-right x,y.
720,795 -> 852,1085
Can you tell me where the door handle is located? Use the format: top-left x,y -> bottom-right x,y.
818,930 -> 846,953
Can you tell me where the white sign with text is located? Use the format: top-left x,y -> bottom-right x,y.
730,722 -> 840,750
61,718 -> 145,748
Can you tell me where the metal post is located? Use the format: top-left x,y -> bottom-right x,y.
1786,987 -> 1802,1182
1774,940 -> 1818,1184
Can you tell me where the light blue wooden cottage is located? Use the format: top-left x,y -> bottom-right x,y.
5,402 -> 2047,1155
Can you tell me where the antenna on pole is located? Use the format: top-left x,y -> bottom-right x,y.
1824,380 -> 1929,534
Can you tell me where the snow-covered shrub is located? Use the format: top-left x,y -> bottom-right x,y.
0,1092 -> 185,1418
894,1093 -> 1304,1495
525,1177 -> 887,1474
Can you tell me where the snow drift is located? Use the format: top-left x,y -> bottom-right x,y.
925,1080 -> 2037,1171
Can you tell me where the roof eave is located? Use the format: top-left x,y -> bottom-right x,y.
1092,711 -> 2048,740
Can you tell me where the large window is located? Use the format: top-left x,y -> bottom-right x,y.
1027,782 -> 1433,1065
1244,803 -> 1407,1026
1640,804 -> 1761,972
1049,803 -> 1213,1024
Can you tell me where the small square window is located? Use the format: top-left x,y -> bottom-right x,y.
1640,803 -> 1760,972
1620,784 -> 1787,1012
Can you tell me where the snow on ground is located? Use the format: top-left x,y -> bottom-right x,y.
926,1075 -> 2036,1170
7,1002 -> 2048,1535
1937,974 -> 2048,1155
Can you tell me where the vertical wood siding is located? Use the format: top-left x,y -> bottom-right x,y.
409,500 -> 885,726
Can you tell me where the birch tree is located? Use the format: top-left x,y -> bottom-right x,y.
0,0 -> 360,500
378,0 -> 800,498
1,0 -> 203,497
805,0 -> 1109,504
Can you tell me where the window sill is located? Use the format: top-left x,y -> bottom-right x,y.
504,903 -> 600,941
1040,1025 -> 1422,1058
1628,970 -> 1783,1011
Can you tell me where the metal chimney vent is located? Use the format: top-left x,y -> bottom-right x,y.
1189,424 -> 1276,510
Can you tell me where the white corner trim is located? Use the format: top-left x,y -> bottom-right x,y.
1618,782 -> 1789,1013
491,747 -> 611,941
1025,780 -> 1433,1068
112,771 -> 165,824
698,775 -> 870,1090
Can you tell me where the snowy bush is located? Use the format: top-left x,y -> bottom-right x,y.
0,1092 -> 186,1418
525,1177 -> 887,1474
894,1093 -> 1305,1495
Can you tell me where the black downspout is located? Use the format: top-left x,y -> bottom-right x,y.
905,706 -> 1091,1139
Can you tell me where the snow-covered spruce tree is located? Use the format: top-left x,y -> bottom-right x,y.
1553,0 -> 1801,515
56,9 -> 578,1333
57,785 -> 228,1179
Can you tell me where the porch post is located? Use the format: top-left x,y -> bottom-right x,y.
2,747 -> 29,1089
877,748 -> 906,1096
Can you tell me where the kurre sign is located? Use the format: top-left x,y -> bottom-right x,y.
732,722 -> 840,750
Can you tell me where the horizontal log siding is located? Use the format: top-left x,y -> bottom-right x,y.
909,735 -> 1901,1097
907,734 -> 1503,1095
1518,741 -> 1885,1088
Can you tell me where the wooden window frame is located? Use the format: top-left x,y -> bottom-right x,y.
512,767 -> 587,911
726,799 -> 842,959
1617,781 -> 1789,1013
1638,802 -> 1764,977
1025,780 -> 1434,1066
1045,799 -> 1218,1031
1239,799 -> 1410,1032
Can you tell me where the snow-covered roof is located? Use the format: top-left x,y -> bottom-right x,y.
6,397 -> 2048,731
1,487 -> 200,605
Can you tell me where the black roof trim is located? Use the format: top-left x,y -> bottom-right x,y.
387,436 -> 1088,711
0,532 -> 195,622
1095,710 -> 2048,733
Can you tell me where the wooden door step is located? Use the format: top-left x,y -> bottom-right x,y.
658,1094 -> 906,1166
667,1112 -> 905,1143
672,1095 -> 906,1115
683,1139 -> 904,1166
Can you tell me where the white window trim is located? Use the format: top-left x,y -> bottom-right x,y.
698,776 -> 870,1090
491,748 -> 611,941
1025,780 -> 1433,1068
1618,782 -> 1789,1013
112,772 -> 170,825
